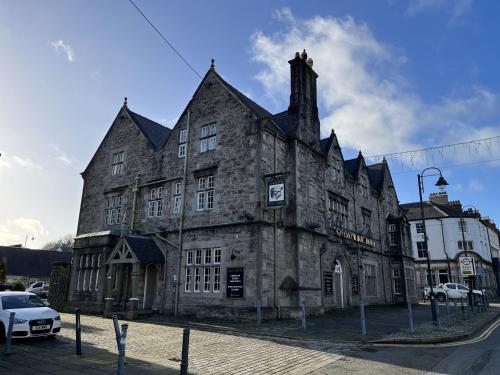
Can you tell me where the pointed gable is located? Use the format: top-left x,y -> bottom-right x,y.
126,109 -> 171,149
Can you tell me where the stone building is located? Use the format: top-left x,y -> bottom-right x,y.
401,192 -> 497,297
67,51 -> 415,318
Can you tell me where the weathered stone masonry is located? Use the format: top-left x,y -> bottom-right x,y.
67,51 -> 416,318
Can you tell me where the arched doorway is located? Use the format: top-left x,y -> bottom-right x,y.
334,260 -> 344,308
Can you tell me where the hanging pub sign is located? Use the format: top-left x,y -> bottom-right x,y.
324,271 -> 333,296
226,268 -> 244,298
267,179 -> 286,207
352,275 -> 359,295
459,256 -> 475,276
334,227 -> 376,248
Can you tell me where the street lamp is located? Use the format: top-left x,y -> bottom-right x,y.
418,167 -> 449,325
459,204 -> 479,309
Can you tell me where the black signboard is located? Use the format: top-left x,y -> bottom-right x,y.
227,268 -> 244,299
352,275 -> 359,295
324,271 -> 333,296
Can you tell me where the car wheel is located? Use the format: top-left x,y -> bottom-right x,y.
437,294 -> 446,303
0,323 -> 5,344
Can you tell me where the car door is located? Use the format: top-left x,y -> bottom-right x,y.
446,283 -> 459,299
457,284 -> 469,299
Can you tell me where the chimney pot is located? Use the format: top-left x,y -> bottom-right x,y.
301,49 -> 307,60
295,51 -> 300,59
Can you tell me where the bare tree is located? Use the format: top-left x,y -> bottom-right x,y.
41,234 -> 74,250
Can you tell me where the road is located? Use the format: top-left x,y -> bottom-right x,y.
313,318 -> 500,375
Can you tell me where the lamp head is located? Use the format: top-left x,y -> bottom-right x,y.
435,176 -> 449,191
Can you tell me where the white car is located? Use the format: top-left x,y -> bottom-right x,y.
0,292 -> 61,342
424,283 -> 483,303
26,281 -> 50,296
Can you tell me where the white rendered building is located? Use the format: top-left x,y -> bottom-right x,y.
401,192 -> 497,297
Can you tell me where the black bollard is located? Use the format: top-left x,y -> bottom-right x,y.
180,326 -> 190,375
3,312 -> 15,355
75,308 -> 82,355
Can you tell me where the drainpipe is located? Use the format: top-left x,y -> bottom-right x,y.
155,233 -> 177,313
130,176 -> 140,232
273,132 -> 279,318
376,196 -> 388,303
174,110 -> 191,316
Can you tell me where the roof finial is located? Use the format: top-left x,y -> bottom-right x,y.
124,97 -> 128,107
382,156 -> 387,163
301,49 -> 307,60
358,150 -> 363,157
210,58 -> 215,70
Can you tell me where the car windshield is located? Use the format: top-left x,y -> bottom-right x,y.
1,294 -> 46,309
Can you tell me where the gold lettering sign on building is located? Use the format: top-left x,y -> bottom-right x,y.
334,228 -> 376,247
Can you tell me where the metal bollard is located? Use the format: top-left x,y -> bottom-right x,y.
180,326 -> 190,375
112,315 -> 121,349
360,301 -> 366,336
3,312 -> 15,355
75,308 -> 82,355
117,323 -> 128,375
300,301 -> 306,330
256,298 -> 261,327
407,301 -> 414,334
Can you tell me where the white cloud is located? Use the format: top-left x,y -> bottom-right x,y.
251,9 -> 499,163
407,0 -> 474,22
0,153 -> 43,170
50,40 -> 75,62
0,218 -> 49,246
468,178 -> 484,192
51,145 -> 75,165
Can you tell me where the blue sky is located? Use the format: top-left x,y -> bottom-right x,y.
0,0 -> 499,247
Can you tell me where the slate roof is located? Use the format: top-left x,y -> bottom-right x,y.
271,111 -> 290,135
320,137 -> 332,155
366,163 -> 385,192
400,201 -> 463,221
125,236 -> 164,263
343,158 -> 360,177
127,109 -> 172,149
0,246 -> 72,278
213,72 -> 272,119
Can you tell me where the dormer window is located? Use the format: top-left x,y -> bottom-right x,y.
200,122 -> 217,153
111,151 -> 124,176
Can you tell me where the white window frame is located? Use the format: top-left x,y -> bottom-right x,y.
197,191 -> 206,211
194,268 -> 201,292
178,143 -> 186,158
180,129 -> 188,143
389,232 -> 397,246
111,151 -> 124,176
186,250 -> 193,265
195,249 -> 202,265
388,224 -> 396,232
213,266 -> 221,292
185,268 -> 192,292
204,267 -> 211,292
214,248 -> 221,264
173,196 -> 182,214
416,222 -> 425,234
204,248 -> 212,264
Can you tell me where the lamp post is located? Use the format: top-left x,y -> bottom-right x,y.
417,167 -> 449,325
459,204 -> 479,309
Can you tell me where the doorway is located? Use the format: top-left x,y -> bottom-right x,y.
143,264 -> 157,309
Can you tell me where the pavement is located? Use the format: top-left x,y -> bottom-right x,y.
0,302 -> 498,374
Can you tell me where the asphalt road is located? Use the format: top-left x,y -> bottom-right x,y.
312,318 -> 500,375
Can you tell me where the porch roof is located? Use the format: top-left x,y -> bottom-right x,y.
126,236 -> 165,263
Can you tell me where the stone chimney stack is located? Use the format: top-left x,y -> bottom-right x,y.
429,192 -> 449,205
287,50 -> 320,148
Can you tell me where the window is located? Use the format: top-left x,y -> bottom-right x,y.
185,268 -> 192,292
178,129 -> 188,158
204,268 -> 211,292
76,253 -> 101,292
184,248 -> 221,294
438,269 -> 449,284
200,122 -> 217,153
332,158 -> 341,182
416,222 -> 425,234
180,129 -> 188,143
195,249 -> 202,265
173,182 -> 183,214
105,195 -> 124,225
328,197 -> 348,228
388,224 -> 396,232
393,268 -> 401,294
204,248 -> 212,264
194,268 -> 201,292
458,240 -> 474,251
364,264 -> 377,296
360,176 -> 369,198
197,176 -> 215,211
214,266 -> 221,292
147,187 -> 163,218
362,209 -> 371,233
389,232 -> 397,246
111,151 -> 124,176
178,144 -> 186,158
458,220 -> 467,233
416,241 -> 427,258
214,248 -> 221,264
